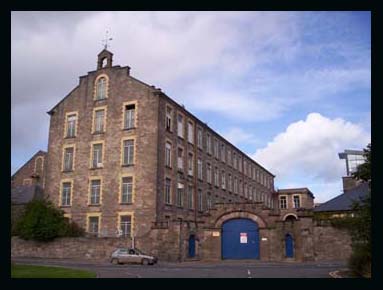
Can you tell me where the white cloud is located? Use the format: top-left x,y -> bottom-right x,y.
219,127 -> 260,147
252,113 -> 370,196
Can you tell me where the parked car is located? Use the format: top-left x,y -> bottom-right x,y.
110,248 -> 158,265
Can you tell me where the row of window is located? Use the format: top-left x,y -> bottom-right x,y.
63,102 -> 136,138
62,138 -> 135,172
84,213 -> 133,237
164,177 -> 274,210
165,142 -> 269,192
165,105 -> 273,189
60,176 -> 134,207
279,195 -> 301,209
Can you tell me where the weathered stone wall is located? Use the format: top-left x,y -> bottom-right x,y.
313,225 -> 352,261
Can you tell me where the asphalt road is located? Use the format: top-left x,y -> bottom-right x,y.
11,257 -> 347,278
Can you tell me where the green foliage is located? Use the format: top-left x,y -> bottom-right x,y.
352,143 -> 371,183
14,199 -> 83,241
11,264 -> 96,278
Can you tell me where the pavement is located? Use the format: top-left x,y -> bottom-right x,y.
11,257 -> 349,278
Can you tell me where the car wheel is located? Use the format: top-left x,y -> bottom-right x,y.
111,258 -> 119,265
142,258 -> 149,265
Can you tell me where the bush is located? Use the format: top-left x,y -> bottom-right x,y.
348,243 -> 371,277
14,199 -> 83,242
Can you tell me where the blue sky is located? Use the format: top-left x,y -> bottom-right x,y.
11,11 -> 371,202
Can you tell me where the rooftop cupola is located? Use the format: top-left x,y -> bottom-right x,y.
97,49 -> 113,70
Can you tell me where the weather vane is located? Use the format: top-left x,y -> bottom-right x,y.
102,30 -> 113,50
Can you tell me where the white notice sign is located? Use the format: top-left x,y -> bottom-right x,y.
240,232 -> 248,243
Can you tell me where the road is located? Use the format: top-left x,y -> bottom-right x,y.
11,257 -> 347,278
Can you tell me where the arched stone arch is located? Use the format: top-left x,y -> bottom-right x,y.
214,211 -> 267,228
282,213 -> 298,221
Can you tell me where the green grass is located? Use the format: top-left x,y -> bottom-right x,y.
11,264 -> 97,278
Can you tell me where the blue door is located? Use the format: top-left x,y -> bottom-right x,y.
188,235 -> 196,257
222,219 -> 259,259
285,234 -> 294,258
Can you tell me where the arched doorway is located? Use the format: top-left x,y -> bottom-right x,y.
188,234 -> 196,258
222,218 -> 259,259
285,233 -> 294,258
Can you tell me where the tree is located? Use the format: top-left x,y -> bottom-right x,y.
348,143 -> 371,277
14,199 -> 83,242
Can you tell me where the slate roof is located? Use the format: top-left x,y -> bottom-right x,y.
313,182 -> 369,212
11,185 -> 44,205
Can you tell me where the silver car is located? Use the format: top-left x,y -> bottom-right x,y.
110,248 -> 158,265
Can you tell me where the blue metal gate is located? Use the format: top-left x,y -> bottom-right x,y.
188,234 -> 196,257
285,233 -> 294,258
222,218 -> 259,259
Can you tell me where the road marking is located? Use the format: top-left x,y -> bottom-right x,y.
247,269 -> 252,278
329,271 -> 341,278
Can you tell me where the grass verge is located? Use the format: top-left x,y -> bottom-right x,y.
11,264 -> 97,278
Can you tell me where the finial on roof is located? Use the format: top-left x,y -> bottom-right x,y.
101,30 -> 113,50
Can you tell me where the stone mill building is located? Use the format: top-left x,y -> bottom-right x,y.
11,49 -> 353,263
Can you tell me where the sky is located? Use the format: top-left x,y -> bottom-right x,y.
11,11 -> 371,203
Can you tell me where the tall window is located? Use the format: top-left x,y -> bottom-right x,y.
66,114 -> 77,138
90,179 -> 101,205
92,143 -> 103,168
239,180 -> 243,194
198,189 -> 203,211
207,163 -> 212,184
233,153 -> 237,169
221,144 -> 225,162
165,142 -> 172,167
165,106 -> 172,131
214,138 -> 219,158
197,159 -> 203,180
214,167 -> 219,187
177,114 -> 184,138
121,177 -> 133,204
293,195 -> 300,208
206,133 -> 212,154
177,148 -> 184,171
238,156 -> 242,172
228,150 -> 231,166
221,171 -> 226,190
187,185 -> 193,209
280,196 -> 287,209
164,178 -> 171,204
228,174 -> 232,192
63,147 -> 74,171
188,153 -> 193,176
96,77 -> 107,100
123,139 -> 134,166
197,127 -> 203,149
88,216 -> 99,234
177,183 -> 184,207
244,160 -> 247,175
61,182 -> 71,206
120,215 -> 131,237
234,177 -> 238,194
124,104 -> 136,129
94,109 -> 105,133
187,121 -> 194,144
244,183 -> 248,197
207,193 -> 213,210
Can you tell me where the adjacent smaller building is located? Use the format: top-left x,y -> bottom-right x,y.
276,188 -> 314,220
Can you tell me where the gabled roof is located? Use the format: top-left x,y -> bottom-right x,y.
11,150 -> 47,179
11,185 -> 44,205
313,182 -> 369,212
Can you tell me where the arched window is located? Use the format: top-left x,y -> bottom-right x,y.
34,156 -> 44,176
96,77 -> 107,100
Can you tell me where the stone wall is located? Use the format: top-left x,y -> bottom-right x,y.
313,225 -> 352,261
11,237 -> 134,261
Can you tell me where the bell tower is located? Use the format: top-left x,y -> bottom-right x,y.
97,49 -> 113,70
